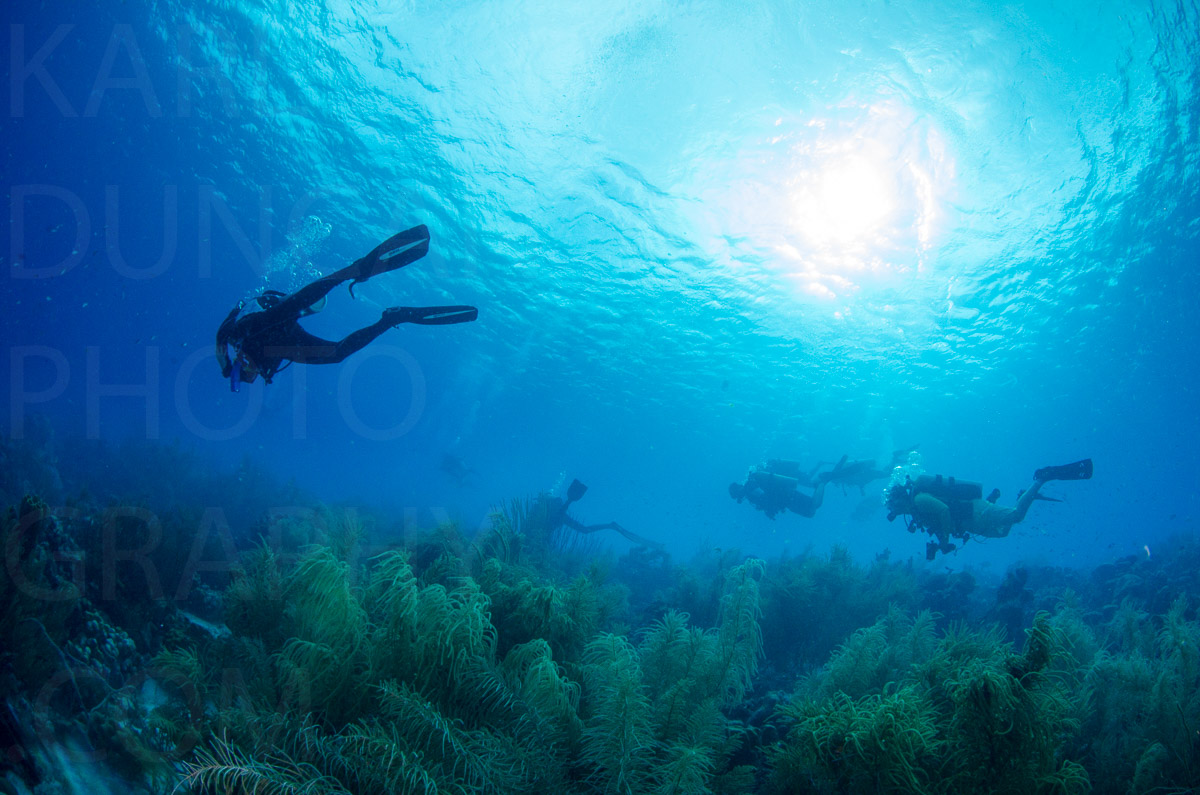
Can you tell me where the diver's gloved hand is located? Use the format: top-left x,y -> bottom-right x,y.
384,305 -> 478,326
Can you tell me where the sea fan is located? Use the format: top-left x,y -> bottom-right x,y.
175,734 -> 349,795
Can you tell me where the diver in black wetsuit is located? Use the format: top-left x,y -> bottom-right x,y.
215,225 -> 477,390
729,459 -> 829,519
548,479 -> 663,549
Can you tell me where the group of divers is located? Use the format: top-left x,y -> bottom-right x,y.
729,451 -> 1092,560
214,225 -> 1093,562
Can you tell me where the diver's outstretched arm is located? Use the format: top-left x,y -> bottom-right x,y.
215,303 -> 243,377
268,274 -> 348,320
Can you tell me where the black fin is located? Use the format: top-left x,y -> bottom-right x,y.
1034,458 -> 1093,482
567,479 -> 588,503
385,305 -> 478,326
348,225 -> 431,295
1019,488 -> 1064,503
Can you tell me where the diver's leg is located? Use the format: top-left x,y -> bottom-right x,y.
271,273 -> 350,318
318,319 -> 395,364
610,523 -> 663,549
810,480 -> 827,512
270,227 -> 433,318
269,319 -> 392,365
569,520 -> 660,548
789,482 -> 826,518
974,486 -> 1041,538
1011,480 -> 1044,524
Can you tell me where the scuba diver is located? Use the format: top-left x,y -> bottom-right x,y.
547,479 -> 663,549
884,459 -> 1093,560
440,453 -> 479,487
216,225 -> 477,391
822,445 -> 921,495
762,459 -> 826,487
729,459 -> 829,519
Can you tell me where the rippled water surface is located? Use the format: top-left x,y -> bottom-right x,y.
4,0 -> 1198,567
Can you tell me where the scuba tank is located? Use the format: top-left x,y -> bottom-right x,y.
765,459 -> 803,479
912,474 -> 982,539
912,474 -> 983,503
749,470 -> 799,493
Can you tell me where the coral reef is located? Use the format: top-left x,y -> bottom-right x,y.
7,435 -> 1200,793
770,609 -> 1089,794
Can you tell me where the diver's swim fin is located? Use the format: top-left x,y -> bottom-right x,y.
348,225 -> 431,294
1018,489 -> 1063,503
567,479 -> 588,503
1034,458 -> 1093,482
818,454 -> 848,484
385,305 -> 478,326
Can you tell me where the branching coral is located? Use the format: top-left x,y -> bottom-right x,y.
773,685 -> 943,794
706,559 -> 764,707
577,559 -> 767,794
224,540 -> 285,643
175,734 -> 350,795
773,608 -> 1090,795
581,633 -> 657,794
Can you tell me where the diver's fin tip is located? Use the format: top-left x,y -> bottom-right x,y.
351,225 -> 433,284
1034,458 -> 1093,482
567,479 -> 588,502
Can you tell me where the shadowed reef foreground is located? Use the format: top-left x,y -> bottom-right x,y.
2,437 -> 1200,793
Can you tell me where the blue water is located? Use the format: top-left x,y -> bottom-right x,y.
3,0 -> 1198,573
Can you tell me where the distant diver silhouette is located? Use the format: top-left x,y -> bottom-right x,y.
821,446 -> 920,495
216,225 -> 477,391
440,453 -> 478,486
729,459 -> 829,519
549,479 -> 663,549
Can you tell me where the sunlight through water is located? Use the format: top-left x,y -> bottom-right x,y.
686,99 -> 954,308
794,153 -> 895,247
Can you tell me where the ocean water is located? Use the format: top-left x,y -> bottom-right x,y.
1,0 -> 1199,791
6,0 -> 1197,571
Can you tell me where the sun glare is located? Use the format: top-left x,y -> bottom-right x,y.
802,155 -> 896,245
687,100 -> 952,304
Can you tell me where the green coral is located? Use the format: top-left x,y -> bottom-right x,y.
1075,594 -> 1200,790
774,685 -> 942,794
45,471 -> 1200,795
582,632 -> 658,794
174,526 -> 600,794
178,735 -> 349,795
577,559 -> 767,794
0,495 -> 82,698
772,609 -> 1090,795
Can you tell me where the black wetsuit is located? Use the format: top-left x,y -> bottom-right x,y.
546,495 -> 661,549
217,263 -> 391,383
737,467 -> 827,519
